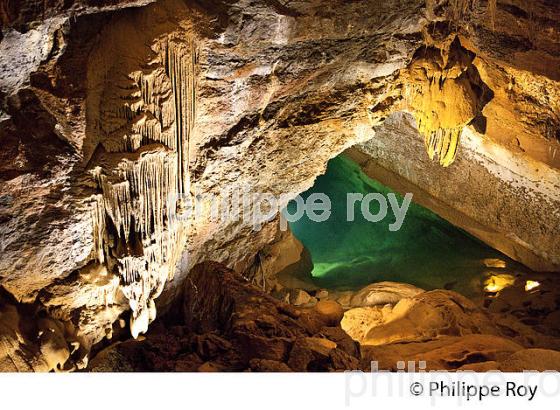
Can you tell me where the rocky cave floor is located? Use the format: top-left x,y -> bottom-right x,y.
88,261 -> 560,372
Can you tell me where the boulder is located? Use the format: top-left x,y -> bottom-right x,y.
314,300 -> 344,326
315,326 -> 360,358
347,281 -> 424,308
362,290 -> 498,345
287,337 -> 337,371
315,290 -> 329,300
289,289 -> 312,306
341,306 -> 385,343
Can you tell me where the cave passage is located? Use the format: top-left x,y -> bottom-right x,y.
287,154 -> 535,298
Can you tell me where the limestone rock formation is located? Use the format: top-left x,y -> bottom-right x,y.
460,348 -> 560,372
89,262 -> 360,371
349,0 -> 560,271
354,287 -> 560,371
245,226 -> 313,292
334,281 -> 425,309
340,289 -> 498,346
341,306 -> 388,344
362,333 -> 526,371
0,0 -> 559,370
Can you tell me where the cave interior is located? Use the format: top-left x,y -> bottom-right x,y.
0,0 -> 559,373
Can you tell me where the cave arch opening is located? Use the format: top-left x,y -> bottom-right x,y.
285,152 -> 535,299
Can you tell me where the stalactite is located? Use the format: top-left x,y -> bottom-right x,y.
402,39 -> 484,167
163,38 -> 198,196
423,126 -> 462,167
404,77 -> 466,167
89,148 -> 184,335
87,35 -> 198,338
91,191 -> 107,265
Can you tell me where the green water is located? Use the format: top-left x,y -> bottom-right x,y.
287,155 -> 530,298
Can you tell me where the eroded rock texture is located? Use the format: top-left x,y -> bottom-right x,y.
88,262 -> 360,371
88,263 -> 560,372
1,0 -> 559,371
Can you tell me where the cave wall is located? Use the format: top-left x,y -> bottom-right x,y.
0,0 -> 559,371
